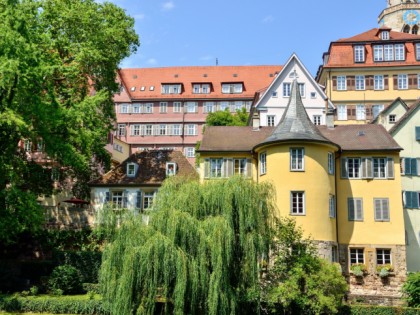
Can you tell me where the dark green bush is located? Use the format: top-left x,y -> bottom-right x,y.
338,305 -> 420,314
403,272 -> 420,307
53,250 -> 102,283
83,283 -> 100,294
48,265 -> 83,294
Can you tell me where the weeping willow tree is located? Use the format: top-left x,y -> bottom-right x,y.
99,176 -> 275,315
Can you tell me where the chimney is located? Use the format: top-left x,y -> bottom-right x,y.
325,98 -> 335,129
252,112 -> 260,131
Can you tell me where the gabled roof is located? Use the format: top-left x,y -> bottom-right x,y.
116,65 -> 282,101
370,97 -> 409,124
337,28 -> 420,42
318,125 -> 402,151
256,80 -> 335,148
255,53 -> 334,110
89,150 -> 197,186
389,101 -> 420,135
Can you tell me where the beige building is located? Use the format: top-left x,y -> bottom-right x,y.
379,0 -> 420,34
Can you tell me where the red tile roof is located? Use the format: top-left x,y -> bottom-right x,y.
116,65 -> 282,101
337,28 -> 420,43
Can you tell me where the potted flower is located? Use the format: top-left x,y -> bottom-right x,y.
376,264 -> 393,278
350,263 -> 367,277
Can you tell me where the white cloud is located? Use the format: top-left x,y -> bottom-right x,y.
162,1 -> 175,11
262,15 -> 274,23
147,58 -> 158,65
134,13 -> 145,20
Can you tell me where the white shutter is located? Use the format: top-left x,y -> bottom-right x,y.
387,158 -> 394,179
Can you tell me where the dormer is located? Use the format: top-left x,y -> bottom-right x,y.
161,83 -> 182,94
376,27 -> 392,40
221,82 -> 243,94
192,83 -> 212,94
166,162 -> 177,176
127,162 -> 138,177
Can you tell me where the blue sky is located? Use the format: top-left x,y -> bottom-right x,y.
103,0 -> 386,76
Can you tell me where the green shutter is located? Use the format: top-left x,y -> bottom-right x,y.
411,158 -> 418,176
413,192 -> 420,209
387,158 -> 394,179
405,158 -> 412,175
415,126 -> 420,141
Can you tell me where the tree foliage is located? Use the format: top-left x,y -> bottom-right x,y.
403,272 -> 420,307
262,218 -> 348,315
206,108 -> 249,126
0,0 -> 139,243
100,177 -> 275,315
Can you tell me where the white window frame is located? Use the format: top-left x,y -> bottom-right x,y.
354,45 -> 365,62
283,83 -> 291,97
173,102 -> 182,113
120,104 -> 129,114
374,198 -> 390,222
127,163 -> 136,177
111,191 -> 125,209
221,83 -> 243,94
234,159 -> 247,176
145,124 -> 152,136
159,124 -> 167,136
395,44 -> 405,61
398,74 -> 408,89
381,31 -> 390,40
347,158 -> 361,179
144,103 -> 153,113
376,249 -> 391,265
210,158 -> 223,178
328,152 -> 335,175
384,44 -> 394,61
166,162 -> 176,176
356,104 -> 366,120
291,191 -> 305,215
372,104 -> 384,119
132,104 -> 141,113
290,148 -> 304,171
373,157 -> 387,178
186,124 -> 197,136
298,83 -> 305,97
267,115 -> 275,127
159,102 -> 167,113
355,75 -> 365,90
313,115 -> 321,125
117,124 -> 126,136
389,114 -> 396,124
185,147 -> 195,158
24,140 -> 31,152
374,45 -> 384,61
350,248 -> 364,264
260,152 -> 267,175
131,124 -> 141,136
348,198 -> 363,221
143,191 -> 155,210
329,195 -> 336,218
185,102 -> 197,113
173,124 -> 182,136
204,102 -> 215,113
337,76 -> 347,90
337,105 -> 347,120
374,75 -> 384,90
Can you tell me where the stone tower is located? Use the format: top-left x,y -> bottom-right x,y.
378,0 -> 420,34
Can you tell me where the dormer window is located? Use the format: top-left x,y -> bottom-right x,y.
381,31 -> 390,40
166,162 -> 177,176
221,83 -> 243,94
127,163 -> 137,177
354,45 -> 365,62
192,83 -> 210,94
161,84 -> 181,94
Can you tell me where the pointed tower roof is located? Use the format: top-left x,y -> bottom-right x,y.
256,80 -> 336,148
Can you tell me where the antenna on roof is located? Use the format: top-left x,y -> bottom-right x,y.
216,58 -> 218,66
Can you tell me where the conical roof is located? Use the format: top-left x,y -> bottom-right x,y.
257,79 -> 334,147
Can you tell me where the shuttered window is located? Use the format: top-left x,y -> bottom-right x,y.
374,198 -> 390,221
348,198 -> 363,221
342,157 -> 394,179
416,127 -> 420,141
404,191 -> 420,209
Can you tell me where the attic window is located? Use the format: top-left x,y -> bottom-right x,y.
133,75 -> 138,79
203,74 -> 208,77
174,74 -> 179,78
140,86 -> 145,91
381,31 -> 390,40
269,73 -> 274,77
127,163 -> 137,177
150,86 -> 155,91
166,162 -> 177,176
130,87 -> 136,92
357,131 -> 366,137
233,74 -> 238,77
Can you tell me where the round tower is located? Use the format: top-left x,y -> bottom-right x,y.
379,0 -> 420,33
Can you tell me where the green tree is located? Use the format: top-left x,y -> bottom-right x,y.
0,0 -> 139,243
263,218 -> 348,315
100,177 -> 275,315
206,108 -> 249,126
403,272 -> 420,307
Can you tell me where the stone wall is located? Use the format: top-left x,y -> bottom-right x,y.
44,206 -> 95,229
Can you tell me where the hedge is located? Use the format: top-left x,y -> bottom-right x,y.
338,305 -> 420,315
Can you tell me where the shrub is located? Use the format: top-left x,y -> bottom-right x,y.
29,285 -> 39,296
350,264 -> 367,277
403,272 -> 420,307
83,283 -> 100,294
48,265 -> 83,294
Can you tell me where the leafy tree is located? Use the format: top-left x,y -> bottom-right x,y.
100,176 -> 275,315
403,272 -> 420,307
0,0 -> 139,243
206,108 -> 249,126
262,218 -> 348,315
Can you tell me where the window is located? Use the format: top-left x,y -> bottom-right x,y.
120,104 -> 129,114
132,104 -> 141,113
354,45 -> 365,62
372,105 -> 384,119
313,115 -> 321,125
219,101 -> 229,111
36,139 -> 44,152
267,115 -> 275,127
356,105 -> 366,120
384,44 -> 394,61
346,158 -> 361,178
113,143 -> 123,152
173,124 -> 182,136
234,159 -> 247,176
186,124 -> 197,136
395,44 -> 405,60
234,101 -> 243,111
374,45 -> 384,61
310,92 -> 316,99
416,43 -> 420,60
117,124 -> 126,136
283,83 -> 291,97
374,198 -> 390,221
221,83 -> 243,94
373,157 -> 387,178
398,74 -> 408,89
272,91 -> 278,98
374,75 -> 384,90
210,158 -> 223,178
348,198 -> 363,221
173,102 -> 182,113
337,105 -> 347,120
204,102 -> 215,113
401,157 -> 419,176
389,114 -> 396,123
131,124 -> 141,136
337,76 -> 347,90
404,191 -> 420,208
24,140 -> 31,152
185,147 -> 195,158
159,102 -> 167,113
298,83 -> 305,97
260,152 -> 267,175
143,191 -> 155,209
290,148 -> 304,171
111,191 -> 125,209
145,124 -> 152,136
329,195 -> 336,218
202,84 -> 210,94
144,103 -> 153,113
193,83 -> 210,94
166,162 -> 176,176
159,124 -> 166,136
355,75 -> 365,90
185,102 -> 197,113
328,152 -> 335,175
350,248 -> 364,264
416,126 -> 420,140
161,84 -> 181,94
376,249 -> 391,265
127,163 -> 136,177
381,30 -> 390,40
291,191 -> 305,215
332,246 -> 338,262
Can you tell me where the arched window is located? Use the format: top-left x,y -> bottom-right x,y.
412,25 -> 419,34
403,24 -> 411,33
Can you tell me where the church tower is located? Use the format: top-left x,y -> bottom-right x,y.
378,0 -> 420,34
